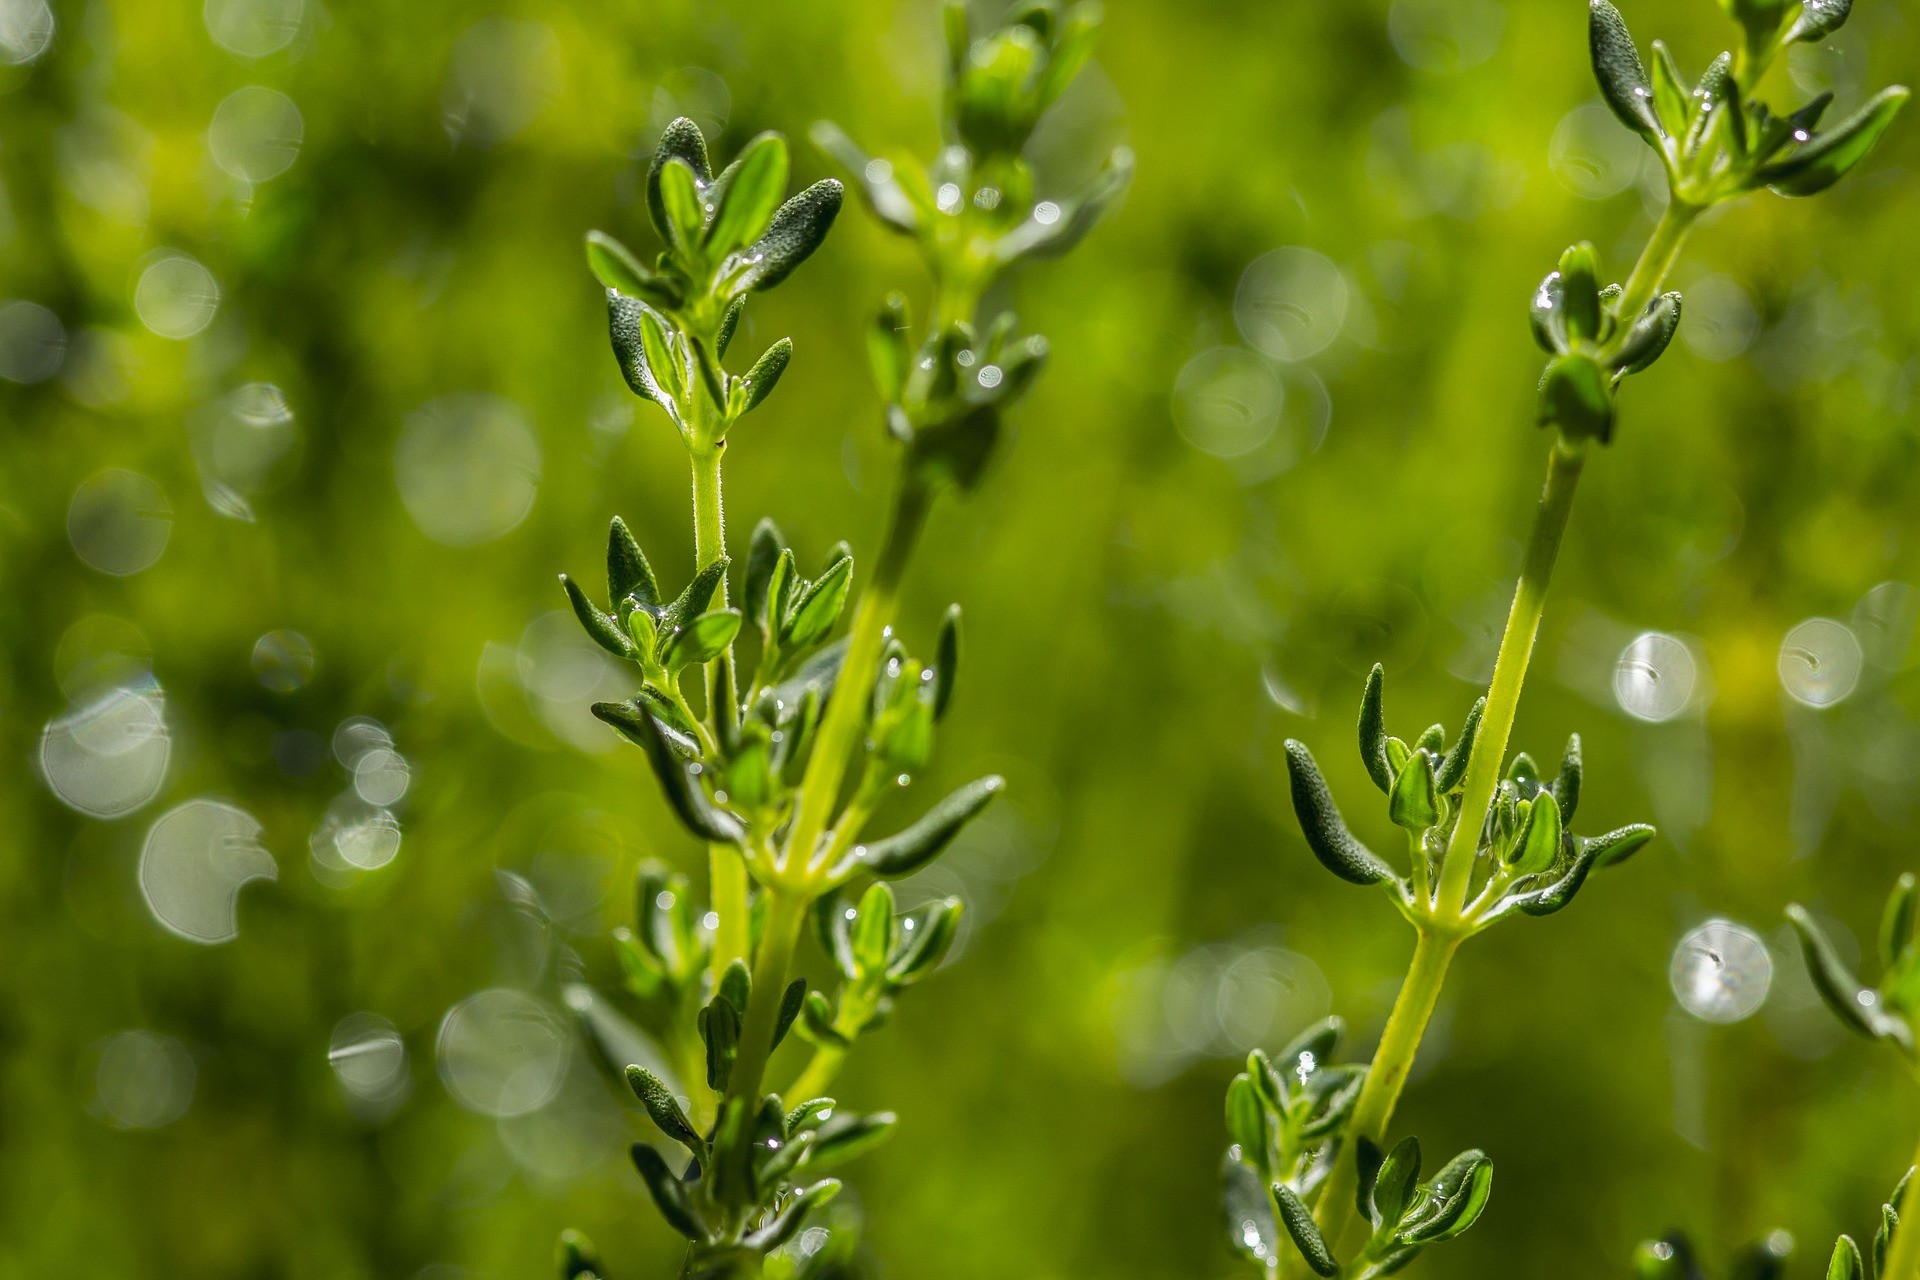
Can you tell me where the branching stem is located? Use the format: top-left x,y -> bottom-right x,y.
1884,1120 -> 1920,1280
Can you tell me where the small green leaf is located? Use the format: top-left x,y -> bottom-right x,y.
1590,0 -> 1661,139
649,116 -> 711,243
662,608 -> 742,672
1273,1182 -> 1339,1277
1371,1136 -> 1422,1228
585,231 -> 667,304
1285,741 -> 1396,886
666,558 -> 730,634
1401,1150 -> 1494,1243
1649,41 -> 1690,138
607,294 -> 675,414
1788,0 -> 1853,43
590,701 -> 744,843
1511,793 -> 1562,875
887,897 -> 963,983
1538,351 -> 1614,443
629,1143 -> 704,1240
557,1227 -> 603,1280
625,1065 -> 701,1152
1763,86 -> 1911,197
716,295 -> 746,357
867,293 -> 913,401
1827,1235 -> 1864,1280
807,1110 -> 895,1170
932,604 -> 961,720
811,120 -> 922,234
1588,822 -> 1656,867
857,776 -> 1005,878
744,518 -> 787,633
561,574 -> 636,659
1550,733 -> 1582,821
782,554 -> 854,650
718,957 -> 751,1014
852,881 -> 897,975
656,158 -> 707,257
705,132 -> 790,258
772,977 -> 808,1049
1558,242 -> 1602,342
1612,292 -> 1683,375
1225,1074 -> 1269,1172
743,1179 -> 841,1252
1436,699 -> 1483,793
1882,872 -> 1919,971
699,994 -> 741,1090
1389,749 -> 1439,831
736,180 -> 844,292
798,990 -> 850,1048
1358,663 -> 1392,793
1789,904 -> 1911,1046
739,337 -> 792,414
608,516 -> 660,609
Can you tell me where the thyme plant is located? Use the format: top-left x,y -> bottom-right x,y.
1226,1 -> 1907,1275
1791,875 -> 1920,1280
553,4 -> 1127,1276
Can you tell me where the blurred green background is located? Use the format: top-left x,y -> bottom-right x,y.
4,0 -> 1920,1276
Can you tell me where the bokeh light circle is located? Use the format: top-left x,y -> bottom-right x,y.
1614,631 -> 1695,722
396,394 -> 542,546
1234,247 -> 1349,362
436,988 -> 569,1117
1670,919 -> 1773,1024
139,798 -> 278,944
1779,617 -> 1862,708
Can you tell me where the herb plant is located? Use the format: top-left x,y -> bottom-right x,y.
1790,875 -> 1920,1280
551,4 -> 1127,1276
1225,1 -> 1908,1275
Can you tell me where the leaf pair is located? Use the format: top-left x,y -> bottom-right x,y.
804,881 -> 966,1049
1788,873 -> 1920,1056
1271,1136 -> 1493,1279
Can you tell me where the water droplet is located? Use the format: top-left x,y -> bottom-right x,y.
0,0 -> 54,65
352,746 -> 411,806
93,1030 -> 195,1128
1670,919 -> 1773,1023
203,0 -> 303,57
1234,247 -> 1349,362
1679,275 -> 1760,363
1549,101 -> 1647,199
1614,631 -> 1696,722
1033,201 -> 1061,225
1172,347 -> 1283,459
68,468 -> 171,576
252,629 -> 315,692
209,86 -> 304,183
0,299 -> 65,383
328,1013 -> 409,1110
140,799 -> 276,943
1779,617 -> 1862,708
40,682 -> 171,818
936,182 -> 963,212
436,989 -> 569,1117
133,251 -> 220,339
396,393 -> 541,547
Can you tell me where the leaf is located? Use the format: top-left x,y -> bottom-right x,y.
626,1065 -> 701,1152
772,977 -> 808,1049
591,701 -> 745,843
1613,292 -> 1683,375
1826,1235 -> 1864,1280
743,1179 -> 841,1252
662,609 -> 743,672
810,120 -> 921,234
561,574 -> 636,659
739,337 -> 792,413
932,604 -> 961,720
1510,793 -> 1562,875
705,132 -> 790,258
1436,698 -> 1483,793
737,180 -> 844,292
1763,87 -> 1911,197
1788,0 -> 1853,43
1388,749 -> 1439,831
867,292 -> 913,402
1788,904 -> 1912,1046
1649,41 -> 1691,138
607,516 -> 659,609
699,995 -> 741,1090
1223,1157 -> 1283,1270
1358,663 -> 1392,792
1587,822 -> 1656,867
807,1110 -> 895,1170
744,518 -> 788,633
607,294 -> 675,414
1549,734 -> 1582,822
716,295 -> 746,357
557,1227 -> 603,1280
649,116 -> 711,242
629,1143 -> 704,1240
1401,1150 -> 1494,1243
1285,740 -> 1396,886
1273,1182 -> 1339,1277
852,881 -> 897,975
1537,351 -> 1614,443
857,776 -> 1005,878
1590,0 -> 1661,139
782,554 -> 855,650
656,158 -> 707,257
1371,1136 -> 1422,1228
1225,1074 -> 1269,1172
1882,872 -> 1919,971
585,231 -> 668,305
993,146 -> 1134,262
562,983 -> 682,1095
665,558 -> 731,634
798,990 -> 850,1047
886,897 -> 963,984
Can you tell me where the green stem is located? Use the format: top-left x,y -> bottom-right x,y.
788,1042 -> 848,1102
721,888 -> 809,1113
1310,931 -> 1460,1257
691,441 -> 751,985
1614,200 -> 1699,326
1885,1122 -> 1920,1280
1433,440 -> 1586,922
779,476 -> 932,880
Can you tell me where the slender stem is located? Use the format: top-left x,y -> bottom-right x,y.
1433,441 -> 1586,923
721,888 -> 809,1112
1885,1121 -> 1920,1280
779,476 -> 932,880
1614,200 -> 1699,327
691,441 -> 752,985
1310,931 -> 1460,1256
786,1042 -> 848,1103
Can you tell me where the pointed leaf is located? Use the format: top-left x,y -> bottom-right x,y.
744,518 -> 787,633
1273,1182 -> 1339,1277
591,701 -> 745,843
737,180 -> 844,292
662,609 -> 743,673
1764,87 -> 1910,197
739,337 -> 792,413
561,574 -> 636,659
608,516 -> 660,608
857,776 -> 1005,878
782,554 -> 854,650
705,132 -> 790,258
1590,0 -> 1661,138
1389,749 -> 1439,831
1359,663 -> 1391,792
629,1143 -> 703,1240
1285,740 -> 1396,886
626,1065 -> 701,1151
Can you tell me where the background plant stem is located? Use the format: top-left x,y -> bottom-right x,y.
720,887 -> 809,1112
1884,1122 -> 1920,1280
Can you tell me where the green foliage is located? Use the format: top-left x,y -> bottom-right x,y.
1788,873 -> 1920,1059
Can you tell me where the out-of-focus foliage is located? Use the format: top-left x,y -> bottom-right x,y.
3,0 -> 1920,1277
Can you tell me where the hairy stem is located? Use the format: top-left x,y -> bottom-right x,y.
1615,199 -> 1699,326
1310,931 -> 1460,1258
1885,1122 -> 1920,1280
1433,440 -> 1586,921
721,887 -> 810,1113
780,476 -> 932,879
692,441 -> 752,984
